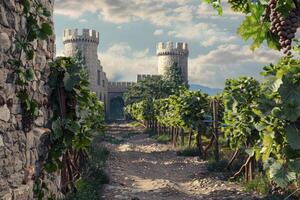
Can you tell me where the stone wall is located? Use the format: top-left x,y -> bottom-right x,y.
156,42 -> 189,84
0,0 -> 61,199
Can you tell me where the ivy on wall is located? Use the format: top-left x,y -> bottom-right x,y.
9,0 -> 53,131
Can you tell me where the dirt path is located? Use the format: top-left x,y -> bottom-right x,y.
101,122 -> 261,200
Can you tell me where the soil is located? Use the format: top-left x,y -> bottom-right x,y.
101,122 -> 263,200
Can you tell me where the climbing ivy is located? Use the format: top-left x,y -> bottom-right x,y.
8,0 -> 53,131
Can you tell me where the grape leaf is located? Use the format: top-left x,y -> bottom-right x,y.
237,4 -> 269,50
285,125 -> 300,150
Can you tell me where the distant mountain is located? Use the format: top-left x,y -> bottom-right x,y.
189,84 -> 223,96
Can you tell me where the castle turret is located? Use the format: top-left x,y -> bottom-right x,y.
63,28 -> 108,106
156,42 -> 189,83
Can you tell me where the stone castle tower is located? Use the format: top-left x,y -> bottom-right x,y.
63,28 -> 108,105
156,42 -> 189,83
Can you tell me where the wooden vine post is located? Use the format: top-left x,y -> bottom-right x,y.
212,98 -> 220,162
181,128 -> 185,146
188,129 -> 193,148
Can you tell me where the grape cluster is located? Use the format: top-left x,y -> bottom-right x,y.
269,0 -> 299,55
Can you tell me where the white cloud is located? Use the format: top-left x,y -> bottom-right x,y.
79,19 -> 87,23
98,43 -> 282,89
54,0 -> 195,27
168,22 -> 238,47
55,0 -> 243,48
99,43 -> 157,81
201,35 -> 237,47
189,44 -> 282,88
54,1 -> 283,89
197,2 -> 243,18
154,29 -> 164,36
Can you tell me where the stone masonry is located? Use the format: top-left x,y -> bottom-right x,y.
0,0 -> 61,199
156,42 -> 189,84
63,28 -> 109,107
61,28 -> 189,119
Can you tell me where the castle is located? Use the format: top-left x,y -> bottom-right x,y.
62,28 -> 189,119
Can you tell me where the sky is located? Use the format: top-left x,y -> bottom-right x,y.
54,0 -> 282,89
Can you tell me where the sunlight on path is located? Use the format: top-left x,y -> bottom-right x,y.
101,122 -> 261,200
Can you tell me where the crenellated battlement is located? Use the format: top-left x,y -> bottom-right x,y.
108,81 -> 135,93
108,81 -> 135,88
156,42 -> 189,56
63,28 -> 99,44
137,74 -> 161,81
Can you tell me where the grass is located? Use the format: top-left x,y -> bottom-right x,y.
122,131 -> 141,139
206,159 -> 228,172
152,134 -> 171,144
243,174 -> 269,195
176,147 -> 200,157
65,134 -> 110,200
127,121 -> 143,128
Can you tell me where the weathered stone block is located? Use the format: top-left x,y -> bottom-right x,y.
11,104 -> 21,115
35,54 -> 46,70
0,134 -> 4,147
8,174 -> 23,188
0,105 -> 10,122
0,32 -> 11,51
13,185 -> 30,200
1,192 -> 12,200
0,4 -> 9,27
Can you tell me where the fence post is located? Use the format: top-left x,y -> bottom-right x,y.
212,98 -> 220,162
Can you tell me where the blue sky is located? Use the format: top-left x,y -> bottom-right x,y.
54,0 -> 281,88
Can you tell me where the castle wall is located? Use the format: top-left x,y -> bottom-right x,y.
0,1 -> 61,199
156,42 -> 189,83
107,82 -> 135,119
63,29 -> 108,108
137,74 -> 161,82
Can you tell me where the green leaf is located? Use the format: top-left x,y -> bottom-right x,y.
63,72 -> 81,91
43,9 -> 51,17
266,32 -> 280,50
285,125 -> 300,150
289,159 -> 300,173
44,162 -> 58,173
7,59 -> 21,67
41,23 -> 52,35
51,119 -> 63,140
237,4 -> 269,51
25,68 -> 35,81
205,0 -> 223,15
26,49 -> 34,60
23,0 -> 31,14
36,4 -> 44,14
39,23 -> 53,39
262,134 -> 273,162
269,162 -> 292,188
245,148 -> 254,156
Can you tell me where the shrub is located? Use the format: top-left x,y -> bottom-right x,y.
177,147 -> 201,157
152,134 -> 171,144
243,174 -> 269,195
207,159 -> 228,172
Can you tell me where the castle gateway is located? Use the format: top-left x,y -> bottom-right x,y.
61,29 -> 189,120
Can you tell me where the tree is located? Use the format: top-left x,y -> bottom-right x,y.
124,75 -> 180,105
